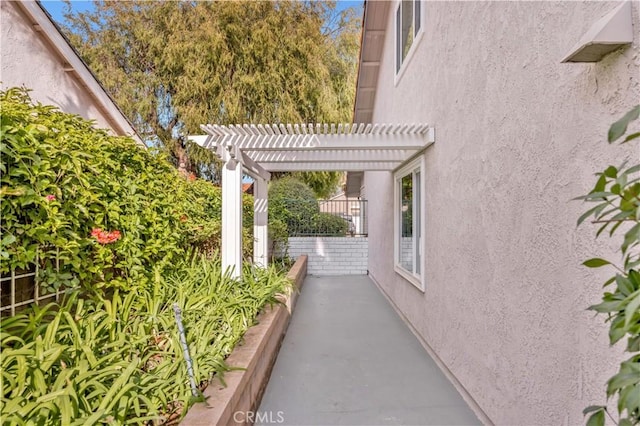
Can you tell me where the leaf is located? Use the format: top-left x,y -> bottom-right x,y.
583,258 -> 611,268
609,105 -> 640,143
585,409 -> 604,426
582,405 -> 605,415
1,234 -> 16,246
604,165 -> 617,178
622,131 -> 640,143
577,203 -> 607,226
593,174 -> 607,193
623,290 -> 640,328
607,372 -> 640,396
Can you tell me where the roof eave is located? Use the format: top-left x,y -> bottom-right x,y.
18,1 -> 144,146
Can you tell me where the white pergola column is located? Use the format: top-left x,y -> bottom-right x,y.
253,177 -> 268,267
221,158 -> 243,278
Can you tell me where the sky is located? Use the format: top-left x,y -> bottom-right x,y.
41,1 -> 364,25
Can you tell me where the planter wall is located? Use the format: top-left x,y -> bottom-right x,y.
182,255 -> 307,426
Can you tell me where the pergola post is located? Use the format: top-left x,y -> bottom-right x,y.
221,157 -> 243,279
253,177 -> 268,267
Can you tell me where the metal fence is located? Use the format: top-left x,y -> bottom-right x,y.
277,198 -> 368,237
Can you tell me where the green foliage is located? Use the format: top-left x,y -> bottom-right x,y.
1,87 -> 180,292
0,88 -> 257,294
0,255 -> 291,424
314,213 -> 349,236
578,105 -> 640,426
269,176 -> 320,239
268,177 -> 348,255
290,171 -> 342,199
61,0 -> 360,195
1,88 -> 289,423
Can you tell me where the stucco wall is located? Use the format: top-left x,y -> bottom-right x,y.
365,2 -> 640,425
0,1 -> 115,131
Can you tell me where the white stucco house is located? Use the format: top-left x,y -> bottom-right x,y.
0,0 -> 140,143
353,1 -> 639,425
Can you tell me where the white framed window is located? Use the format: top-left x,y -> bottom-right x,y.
394,156 -> 425,290
395,0 -> 423,76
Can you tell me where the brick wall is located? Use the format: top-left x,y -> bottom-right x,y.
285,237 -> 367,276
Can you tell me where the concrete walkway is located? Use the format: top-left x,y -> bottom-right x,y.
257,275 -> 480,426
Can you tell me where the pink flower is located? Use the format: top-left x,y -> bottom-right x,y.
45,194 -> 56,201
91,228 -> 122,244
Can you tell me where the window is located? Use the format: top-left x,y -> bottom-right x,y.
394,156 -> 424,290
396,0 -> 422,73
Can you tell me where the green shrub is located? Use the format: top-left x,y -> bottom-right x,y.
314,213 -> 348,236
268,177 -> 348,243
0,255 -> 291,424
0,87 -> 284,423
0,87 -> 257,292
268,176 -> 319,237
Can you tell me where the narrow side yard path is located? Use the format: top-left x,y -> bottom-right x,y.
258,275 -> 480,426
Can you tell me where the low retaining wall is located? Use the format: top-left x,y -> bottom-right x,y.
286,237 -> 367,276
182,256 -> 307,426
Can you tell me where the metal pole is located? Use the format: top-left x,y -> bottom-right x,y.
172,303 -> 199,397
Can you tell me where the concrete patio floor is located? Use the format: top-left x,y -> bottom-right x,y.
257,275 -> 480,426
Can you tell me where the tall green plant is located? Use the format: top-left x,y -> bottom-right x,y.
578,106 -> 640,426
1,255 -> 291,423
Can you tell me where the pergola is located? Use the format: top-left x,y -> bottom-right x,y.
189,123 -> 435,278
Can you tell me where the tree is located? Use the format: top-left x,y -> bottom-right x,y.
61,1 -> 360,192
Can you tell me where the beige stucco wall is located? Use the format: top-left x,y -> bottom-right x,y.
365,1 -> 639,425
0,1 -> 115,132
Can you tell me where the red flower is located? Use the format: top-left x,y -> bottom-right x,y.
45,194 -> 56,201
188,173 -> 196,182
91,228 -> 122,244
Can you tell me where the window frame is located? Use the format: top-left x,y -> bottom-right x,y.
393,155 -> 425,291
394,0 -> 424,84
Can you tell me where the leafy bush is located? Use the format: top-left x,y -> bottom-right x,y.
268,176 -> 319,239
0,255 -> 291,424
0,88 -> 254,293
578,105 -> 640,426
0,88 -> 278,423
268,177 -> 348,249
314,212 -> 348,236
181,179 -> 254,259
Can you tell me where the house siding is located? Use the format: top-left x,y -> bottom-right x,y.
365,2 -> 639,425
1,1 -> 117,133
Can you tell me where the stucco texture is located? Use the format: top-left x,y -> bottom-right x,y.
365,2 -> 640,425
0,2 -> 113,131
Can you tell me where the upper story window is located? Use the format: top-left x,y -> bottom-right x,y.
396,0 -> 422,74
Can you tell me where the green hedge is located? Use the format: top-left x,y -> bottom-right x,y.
268,177 -> 347,243
268,176 -> 319,237
0,87 -> 253,293
0,88 -> 284,423
314,212 -> 348,236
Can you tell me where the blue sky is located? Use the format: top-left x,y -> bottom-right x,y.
41,1 -> 363,25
